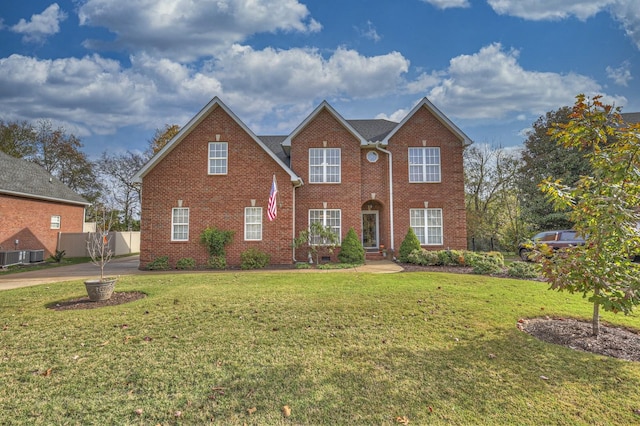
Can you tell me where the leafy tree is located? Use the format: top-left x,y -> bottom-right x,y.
398,228 -> 421,263
0,120 -> 36,158
337,227 -> 365,264
539,94 -> 640,336
293,222 -> 339,265
97,151 -> 146,231
465,144 -> 524,251
518,107 -> 591,231
147,124 -> 180,158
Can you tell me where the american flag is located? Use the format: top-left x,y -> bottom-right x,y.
267,175 -> 278,221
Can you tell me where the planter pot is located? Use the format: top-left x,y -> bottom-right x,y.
84,278 -> 117,302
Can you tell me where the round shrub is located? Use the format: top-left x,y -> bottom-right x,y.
176,257 -> 196,270
240,248 -> 270,270
407,248 -> 439,266
207,255 -> 227,270
147,256 -> 170,270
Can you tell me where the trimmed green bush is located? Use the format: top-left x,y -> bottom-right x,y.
338,227 -> 365,264
407,249 -> 439,266
147,256 -> 170,270
176,257 -> 196,270
507,261 -> 540,279
200,227 -> 234,257
240,248 -> 270,270
398,228 -> 421,262
207,255 -> 227,270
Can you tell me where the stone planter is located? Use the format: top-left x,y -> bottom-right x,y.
84,278 -> 117,302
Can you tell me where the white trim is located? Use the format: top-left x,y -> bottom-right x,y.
244,206 -> 263,241
410,208 -> 443,245
50,215 -> 61,230
309,147 -> 341,183
208,142 -> 228,175
171,207 -> 189,241
361,210 -> 379,249
408,147 -> 441,183
308,208 -> 342,245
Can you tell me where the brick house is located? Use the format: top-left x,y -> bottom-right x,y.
0,151 -> 90,258
133,97 -> 471,268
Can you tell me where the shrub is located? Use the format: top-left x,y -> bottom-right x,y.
200,227 -> 234,257
398,228 -> 421,262
463,251 -> 485,267
338,227 -> 365,264
295,262 -> 311,269
485,251 -> 505,266
507,261 -> 540,279
176,257 -> 196,270
207,255 -> 227,270
240,248 -> 270,270
471,257 -> 504,275
147,256 -> 170,270
49,250 -> 66,263
407,248 -> 439,266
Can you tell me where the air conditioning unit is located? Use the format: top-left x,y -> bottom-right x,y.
0,250 -> 23,267
30,250 -> 45,263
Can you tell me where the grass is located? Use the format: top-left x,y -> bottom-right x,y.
2,271 -> 640,425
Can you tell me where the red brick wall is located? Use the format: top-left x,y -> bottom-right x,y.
289,109 -> 364,262
0,194 -> 85,256
139,105 -> 294,268
387,105 -> 468,252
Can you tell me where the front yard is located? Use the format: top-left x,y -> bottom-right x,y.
1,271 -> 640,424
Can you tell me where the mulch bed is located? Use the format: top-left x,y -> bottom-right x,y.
48,292 -> 146,311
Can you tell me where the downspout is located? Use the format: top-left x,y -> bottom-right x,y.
375,144 -> 394,255
291,178 -> 303,263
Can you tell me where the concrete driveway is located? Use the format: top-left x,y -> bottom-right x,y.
0,255 -> 142,290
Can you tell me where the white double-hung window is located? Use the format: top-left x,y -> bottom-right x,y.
51,215 -> 61,229
410,208 -> 443,245
409,147 -> 441,182
244,207 -> 263,241
309,209 -> 341,244
309,148 -> 340,183
208,142 -> 228,175
172,207 -> 189,241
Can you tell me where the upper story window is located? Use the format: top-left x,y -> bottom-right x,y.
309,148 -> 340,183
309,209 -> 342,245
51,215 -> 61,229
208,142 -> 228,175
409,147 -> 440,183
410,208 -> 443,245
172,207 -> 189,241
244,207 -> 263,241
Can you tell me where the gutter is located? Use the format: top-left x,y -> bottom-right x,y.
291,178 -> 304,263
375,144 -> 395,254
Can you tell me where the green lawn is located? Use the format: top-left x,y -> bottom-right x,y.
2,271 -> 640,425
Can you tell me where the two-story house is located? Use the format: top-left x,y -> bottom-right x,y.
133,97 -> 471,268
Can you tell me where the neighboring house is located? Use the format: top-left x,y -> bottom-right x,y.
133,97 -> 471,268
0,151 -> 90,258
622,112 -> 640,125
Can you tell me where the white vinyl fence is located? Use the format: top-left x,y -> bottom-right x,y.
57,232 -> 140,258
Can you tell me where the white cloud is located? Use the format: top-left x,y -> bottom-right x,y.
426,43 -> 626,119
421,0 -> 470,9
486,0 -> 640,49
78,0 -> 321,61
606,61 -> 633,86
358,21 -> 381,42
10,3 -> 67,43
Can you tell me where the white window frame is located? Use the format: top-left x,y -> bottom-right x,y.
410,208 -> 443,245
171,207 -> 189,241
244,207 -> 263,241
408,147 -> 441,183
208,142 -> 228,175
51,215 -> 61,229
309,209 -> 342,245
309,148 -> 341,183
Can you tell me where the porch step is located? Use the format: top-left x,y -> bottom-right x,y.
365,251 -> 386,261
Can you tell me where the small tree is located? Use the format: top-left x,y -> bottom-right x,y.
293,222 -> 339,264
200,227 -> 234,268
338,227 -> 365,264
540,94 -> 640,336
398,228 -> 421,263
87,208 -> 115,281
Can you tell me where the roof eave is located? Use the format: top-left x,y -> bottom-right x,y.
0,189 -> 91,207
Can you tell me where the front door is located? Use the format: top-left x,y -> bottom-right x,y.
362,211 -> 379,249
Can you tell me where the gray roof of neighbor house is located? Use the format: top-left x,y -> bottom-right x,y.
0,151 -> 90,206
622,112 -> 640,124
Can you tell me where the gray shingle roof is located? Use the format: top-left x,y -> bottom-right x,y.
0,151 -> 90,206
347,119 -> 398,142
622,112 -> 640,124
257,135 -> 289,166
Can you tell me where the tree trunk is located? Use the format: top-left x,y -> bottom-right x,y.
592,288 -> 600,336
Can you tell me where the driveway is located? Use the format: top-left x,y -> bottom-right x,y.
0,255 -> 142,290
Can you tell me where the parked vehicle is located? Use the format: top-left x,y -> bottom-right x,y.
518,230 -> 585,261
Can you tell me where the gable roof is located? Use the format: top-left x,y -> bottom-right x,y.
133,97 -> 302,184
281,101 -> 369,147
0,151 -> 90,206
347,119 -> 398,142
382,97 -> 473,146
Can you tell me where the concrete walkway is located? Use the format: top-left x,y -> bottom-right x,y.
0,256 -> 403,290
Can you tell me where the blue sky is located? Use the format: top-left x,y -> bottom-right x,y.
0,0 -> 638,158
